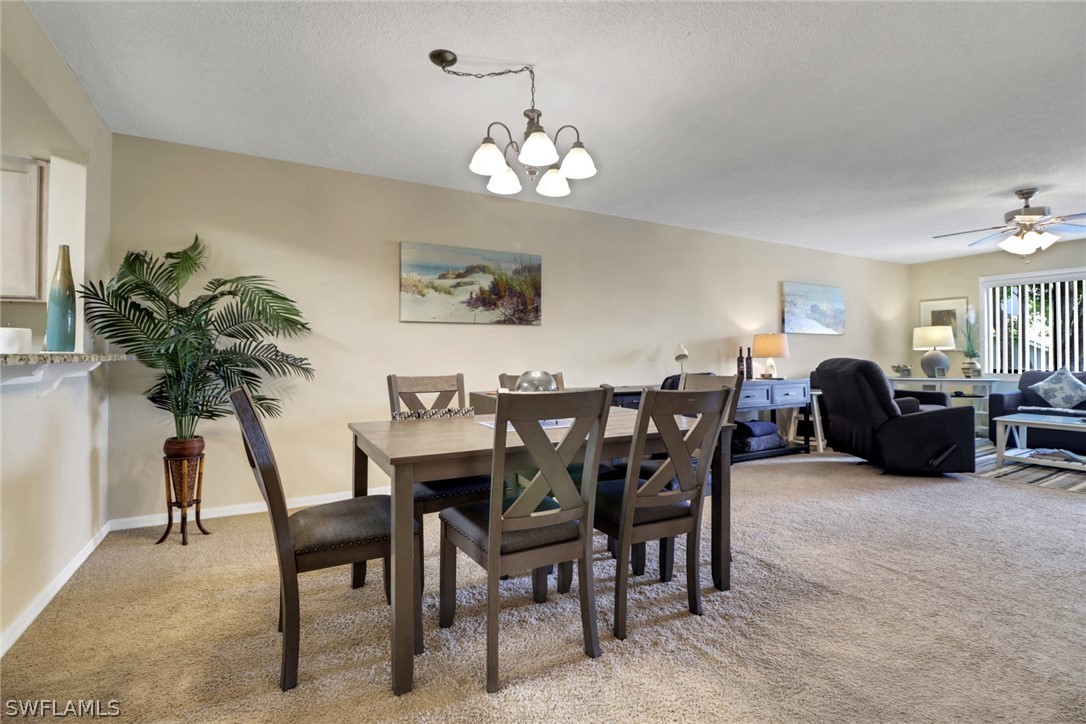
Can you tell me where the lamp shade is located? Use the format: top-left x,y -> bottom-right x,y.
675,344 -> 690,363
486,166 -> 522,195
518,131 -> 559,166
752,333 -> 789,359
468,138 -> 507,176
535,167 -> 570,198
998,232 -> 1041,255
560,142 -> 597,179
912,326 -> 955,351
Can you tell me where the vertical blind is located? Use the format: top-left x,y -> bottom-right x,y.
983,274 -> 1085,374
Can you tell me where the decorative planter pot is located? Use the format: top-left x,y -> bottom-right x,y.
961,359 -> 982,378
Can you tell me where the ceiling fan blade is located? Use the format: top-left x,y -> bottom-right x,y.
1050,212 -> 1086,222
968,229 -> 1017,247
932,225 -> 1013,239
1042,223 -> 1086,234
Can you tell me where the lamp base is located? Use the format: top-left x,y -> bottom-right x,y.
920,350 -> 950,378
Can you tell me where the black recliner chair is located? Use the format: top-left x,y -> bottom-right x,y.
814,358 -> 975,475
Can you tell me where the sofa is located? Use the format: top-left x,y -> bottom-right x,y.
988,370 -> 1086,453
814,358 -> 975,475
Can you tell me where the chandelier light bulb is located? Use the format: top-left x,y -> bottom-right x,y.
559,142 -> 597,180
518,131 -> 559,167
535,167 -> 570,198
486,166 -> 522,195
998,233 -> 1040,256
469,137 -> 507,176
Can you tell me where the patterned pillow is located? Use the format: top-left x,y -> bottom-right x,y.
392,406 -> 474,421
1027,368 -> 1086,409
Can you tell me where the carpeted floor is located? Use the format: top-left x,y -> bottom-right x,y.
2,453 -> 1084,723
974,440 -> 1086,492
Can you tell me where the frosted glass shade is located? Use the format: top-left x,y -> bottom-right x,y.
486,166 -> 522,195
998,232 -> 1040,255
912,326 -> 955,351
518,131 -> 559,166
469,138 -> 507,176
560,142 -> 597,179
535,167 -> 570,198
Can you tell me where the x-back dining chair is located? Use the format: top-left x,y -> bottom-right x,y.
594,386 -> 731,639
386,374 -> 492,584
438,386 -> 614,692
229,387 -> 422,691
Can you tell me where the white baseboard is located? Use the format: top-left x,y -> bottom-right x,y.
1,486 -> 391,656
1,521 -> 111,657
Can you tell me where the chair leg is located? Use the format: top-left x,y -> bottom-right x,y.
414,533 -> 425,655
556,561 -> 573,594
415,505 -> 426,591
579,541 -> 601,659
383,555 -> 392,605
607,535 -> 618,559
687,529 -> 702,616
277,594 -> 283,633
438,520 -> 456,628
531,566 -> 548,603
614,532 -> 632,641
280,576 -> 301,691
659,537 -> 675,583
486,565 -> 501,693
632,542 -> 646,576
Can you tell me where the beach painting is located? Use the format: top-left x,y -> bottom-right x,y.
782,282 -> 845,335
400,242 -> 542,325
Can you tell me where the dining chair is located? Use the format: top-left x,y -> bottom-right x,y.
498,371 -> 566,390
229,387 -> 423,691
386,373 -> 492,585
594,386 -> 731,640
438,386 -> 613,692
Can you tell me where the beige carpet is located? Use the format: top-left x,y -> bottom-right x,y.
2,454 -> 1084,723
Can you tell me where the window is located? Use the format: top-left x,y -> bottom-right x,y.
981,268 -> 1085,374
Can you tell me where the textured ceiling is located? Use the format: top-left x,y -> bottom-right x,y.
26,1 -> 1086,264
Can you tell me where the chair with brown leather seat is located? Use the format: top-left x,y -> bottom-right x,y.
438,386 -> 613,692
229,387 -> 423,691
594,385 -> 732,640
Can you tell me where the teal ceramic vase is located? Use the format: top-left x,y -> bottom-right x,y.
45,245 -> 76,352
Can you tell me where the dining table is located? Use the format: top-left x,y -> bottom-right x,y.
348,404 -> 735,695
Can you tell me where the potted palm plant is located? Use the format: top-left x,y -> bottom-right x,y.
81,236 -> 314,541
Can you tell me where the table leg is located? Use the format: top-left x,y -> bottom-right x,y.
352,436 -> 369,589
390,465 -> 415,695
996,421 -> 1006,465
711,426 -> 733,591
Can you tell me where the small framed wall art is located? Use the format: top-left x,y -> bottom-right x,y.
919,297 -> 967,350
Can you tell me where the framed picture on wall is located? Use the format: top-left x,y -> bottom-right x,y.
782,282 -> 845,335
919,297 -> 967,350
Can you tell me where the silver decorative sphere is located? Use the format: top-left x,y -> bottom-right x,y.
514,370 -> 558,392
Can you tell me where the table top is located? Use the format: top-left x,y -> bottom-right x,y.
994,412 -> 1086,430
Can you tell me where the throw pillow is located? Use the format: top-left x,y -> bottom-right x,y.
1027,367 -> 1086,409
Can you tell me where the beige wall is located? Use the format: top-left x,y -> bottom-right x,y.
907,240 -> 1086,374
0,2 -> 112,637
108,135 -> 910,519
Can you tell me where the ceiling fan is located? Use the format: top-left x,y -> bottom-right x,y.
933,188 -> 1086,255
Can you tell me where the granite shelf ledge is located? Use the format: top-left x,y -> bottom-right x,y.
0,353 -> 135,396
0,352 -> 133,366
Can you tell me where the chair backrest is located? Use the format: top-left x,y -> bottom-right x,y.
680,372 -> 744,423
489,387 -> 613,549
814,358 -> 900,458
387,373 -> 466,415
621,387 -> 731,524
229,387 -> 296,572
498,371 -> 566,391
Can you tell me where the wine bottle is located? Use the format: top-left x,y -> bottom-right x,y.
745,347 -> 753,380
736,346 -> 745,378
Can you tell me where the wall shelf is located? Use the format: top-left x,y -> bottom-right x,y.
0,353 -> 133,396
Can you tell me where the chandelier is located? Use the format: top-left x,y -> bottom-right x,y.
429,49 -> 596,198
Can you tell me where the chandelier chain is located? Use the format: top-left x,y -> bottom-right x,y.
441,65 -> 536,109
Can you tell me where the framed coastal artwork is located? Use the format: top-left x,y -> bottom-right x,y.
782,282 -> 845,335
919,297 -> 967,350
399,242 -> 542,325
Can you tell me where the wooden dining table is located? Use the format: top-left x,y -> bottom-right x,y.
348,405 -> 735,695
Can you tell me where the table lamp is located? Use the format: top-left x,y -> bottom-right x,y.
675,344 -> 690,373
752,333 -> 789,379
912,326 -> 955,377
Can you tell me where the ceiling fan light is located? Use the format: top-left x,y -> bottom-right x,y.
486,166 -> 522,195
469,138 -> 507,176
535,167 -> 570,198
559,142 -> 597,180
998,233 -> 1040,256
518,131 -> 559,167
1035,230 -> 1059,250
